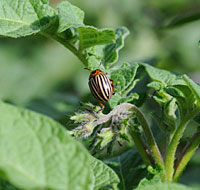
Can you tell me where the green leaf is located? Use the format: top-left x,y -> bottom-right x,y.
136,183 -> 192,190
149,84 -> 178,133
111,62 -> 139,94
89,157 -> 119,190
108,94 -> 122,110
162,98 -> 177,129
136,166 -> 191,190
166,85 -> 197,120
109,93 -> 139,110
0,101 -> 94,190
143,63 -> 200,124
105,149 -> 147,190
26,94 -> 78,120
0,0 -> 56,38
147,81 -> 163,91
109,62 -> 139,108
57,1 -> 84,33
183,75 -> 200,107
142,64 -> 181,123
79,27 -> 128,70
85,46 -> 105,70
103,27 -> 129,68
78,26 -> 115,50
141,63 -> 177,87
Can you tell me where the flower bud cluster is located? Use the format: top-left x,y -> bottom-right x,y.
70,102 -> 134,151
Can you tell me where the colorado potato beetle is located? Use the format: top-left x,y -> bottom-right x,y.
88,69 -> 114,109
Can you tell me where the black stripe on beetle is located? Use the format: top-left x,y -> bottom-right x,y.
89,77 -> 106,102
88,69 -> 114,108
99,75 -> 111,99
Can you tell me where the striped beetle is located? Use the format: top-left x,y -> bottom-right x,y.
88,69 -> 114,109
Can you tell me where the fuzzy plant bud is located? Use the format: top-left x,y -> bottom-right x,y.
118,122 -> 131,143
70,102 -> 104,138
70,113 -> 92,123
96,128 -> 115,149
70,103 -> 141,152
71,122 -> 96,138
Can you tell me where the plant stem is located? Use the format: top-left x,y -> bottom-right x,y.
128,126 -> 154,165
42,33 -> 88,67
165,120 -> 188,182
173,132 -> 200,182
112,183 -> 118,190
131,107 -> 165,170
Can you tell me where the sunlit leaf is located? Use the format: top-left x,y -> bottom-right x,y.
90,157 -> 119,190
109,62 -> 139,108
183,75 -> 200,106
103,27 -> 129,68
111,62 -> 139,94
0,101 -> 93,190
57,1 -> 84,33
0,0 -> 56,38
141,63 -> 177,87
78,26 -> 115,50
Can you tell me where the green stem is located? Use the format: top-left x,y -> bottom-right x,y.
165,120 -> 188,182
42,33 -> 88,67
130,106 -> 165,169
128,126 -> 154,165
112,183 -> 118,190
173,132 -> 200,182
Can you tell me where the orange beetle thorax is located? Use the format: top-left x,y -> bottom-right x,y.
89,69 -> 105,79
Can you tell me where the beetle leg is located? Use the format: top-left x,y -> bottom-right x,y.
99,62 -> 102,66
109,78 -> 114,85
109,78 -> 115,88
109,78 -> 115,94
117,141 -> 123,146
98,101 -> 105,110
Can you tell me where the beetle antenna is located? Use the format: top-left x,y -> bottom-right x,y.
99,61 -> 102,68
84,67 -> 90,71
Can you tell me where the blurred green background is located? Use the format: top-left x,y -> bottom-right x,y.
0,0 -> 200,188
1,0 -> 200,107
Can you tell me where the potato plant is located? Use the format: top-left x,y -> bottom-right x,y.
0,0 -> 200,190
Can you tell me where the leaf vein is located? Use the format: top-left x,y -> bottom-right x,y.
0,157 -> 43,187
0,17 -> 28,26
